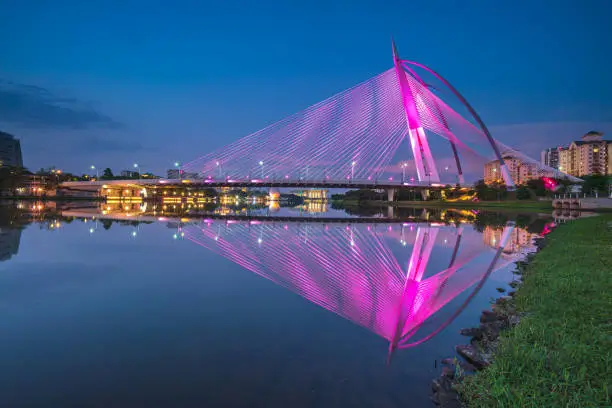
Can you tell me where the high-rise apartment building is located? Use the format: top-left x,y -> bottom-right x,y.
0,131 -> 23,168
540,148 -> 560,169
484,155 -> 541,185
545,131 -> 612,177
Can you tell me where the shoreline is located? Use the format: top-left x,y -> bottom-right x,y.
432,214 -> 612,407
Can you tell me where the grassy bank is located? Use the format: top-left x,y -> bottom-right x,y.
460,215 -> 612,407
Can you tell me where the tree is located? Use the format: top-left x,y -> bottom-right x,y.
443,184 -> 453,199
102,168 -> 114,179
526,179 -> 547,197
581,175 -> 609,196
516,185 -> 531,200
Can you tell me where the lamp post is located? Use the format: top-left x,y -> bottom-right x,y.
351,161 -> 356,180
259,160 -> 264,178
90,165 -> 98,180
401,162 -> 407,183
133,163 -> 140,180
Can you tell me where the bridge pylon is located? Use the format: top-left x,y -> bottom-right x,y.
392,40 -> 440,184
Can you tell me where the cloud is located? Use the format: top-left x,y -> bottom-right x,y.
0,79 -> 124,129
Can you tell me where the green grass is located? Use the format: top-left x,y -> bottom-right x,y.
459,215 -> 612,407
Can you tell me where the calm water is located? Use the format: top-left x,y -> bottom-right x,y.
0,202 -> 552,407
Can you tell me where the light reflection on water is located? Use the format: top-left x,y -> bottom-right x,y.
0,201 -> 552,407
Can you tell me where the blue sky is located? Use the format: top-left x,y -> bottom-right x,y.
1,0 -> 610,175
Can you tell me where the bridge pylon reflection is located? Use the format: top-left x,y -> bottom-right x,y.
183,220 -> 516,356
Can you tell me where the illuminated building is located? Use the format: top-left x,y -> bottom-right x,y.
484,155 -> 541,185
292,189 -> 328,200
268,188 -> 280,201
555,132 -> 612,177
540,148 -> 560,169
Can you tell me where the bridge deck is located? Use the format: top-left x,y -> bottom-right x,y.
60,179 -> 450,190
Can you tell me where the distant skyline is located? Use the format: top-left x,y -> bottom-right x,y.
1,0 -> 610,175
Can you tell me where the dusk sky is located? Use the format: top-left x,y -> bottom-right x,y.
1,0 -> 610,175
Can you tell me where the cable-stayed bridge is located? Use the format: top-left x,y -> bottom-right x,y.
61,41 -> 576,198
179,41 -> 571,188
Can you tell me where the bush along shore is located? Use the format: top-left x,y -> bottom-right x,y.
431,215 -> 612,407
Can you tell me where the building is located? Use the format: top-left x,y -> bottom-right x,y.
166,169 -> 200,179
292,189 -> 328,200
540,147 -> 560,169
0,131 -> 23,168
543,131 -> 612,177
484,155 -> 539,185
120,170 -> 140,178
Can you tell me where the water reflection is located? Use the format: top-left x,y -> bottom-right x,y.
0,200 -> 564,406
183,220 -> 521,358
0,201 -> 552,355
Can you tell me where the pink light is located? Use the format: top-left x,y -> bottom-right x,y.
367,176 -> 372,180
285,175 -> 289,179
389,176 -> 393,181
158,217 -> 168,221
250,220 -> 262,225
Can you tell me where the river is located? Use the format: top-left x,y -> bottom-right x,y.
0,201 -> 554,407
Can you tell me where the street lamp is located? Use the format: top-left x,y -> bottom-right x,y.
351,161 -> 356,180
90,165 -> 99,179
174,161 -> 181,180
259,160 -> 264,178
133,163 -> 140,180
401,162 -> 407,183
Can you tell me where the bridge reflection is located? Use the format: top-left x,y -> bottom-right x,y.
182,219 -> 517,358
4,200 -> 545,358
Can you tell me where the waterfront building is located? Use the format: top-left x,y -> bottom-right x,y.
292,189 -> 328,200
166,169 -> 200,179
0,131 -> 23,168
542,131 -> 612,177
540,147 -> 560,169
484,155 -> 539,185
120,170 -> 140,178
